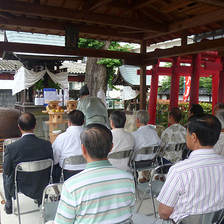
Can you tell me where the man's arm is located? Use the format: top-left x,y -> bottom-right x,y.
3,146 -> 13,175
158,203 -> 174,220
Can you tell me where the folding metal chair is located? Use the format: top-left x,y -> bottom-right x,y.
60,155 -> 86,182
108,149 -> 134,172
176,208 -> 224,224
162,142 -> 187,164
14,158 -> 53,224
39,183 -> 63,224
129,145 -> 161,190
136,163 -> 173,218
2,138 -> 20,163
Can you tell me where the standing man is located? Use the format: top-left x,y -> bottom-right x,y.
3,113 -> 53,214
77,84 -> 110,127
132,110 -> 161,183
52,110 -> 86,182
54,124 -> 135,224
144,113 -> 224,224
108,110 -> 134,171
161,107 -> 186,163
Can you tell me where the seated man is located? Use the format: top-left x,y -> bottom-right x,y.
54,124 -> 135,224
132,110 -> 161,183
77,84 -> 110,127
3,113 -> 53,214
161,107 -> 186,163
214,102 -> 224,115
188,103 -> 203,117
108,110 -> 134,171
146,113 -> 224,224
52,110 -> 86,182
214,110 -> 224,157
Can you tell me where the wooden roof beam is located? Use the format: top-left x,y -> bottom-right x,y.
0,0 -> 168,33
143,8 -> 224,40
160,0 -> 194,13
0,41 -> 145,62
82,0 -> 113,11
0,17 -> 143,41
132,0 -> 156,10
192,0 -> 224,7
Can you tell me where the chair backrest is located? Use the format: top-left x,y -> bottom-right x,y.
60,155 -> 86,182
165,143 -> 187,151
2,138 -> 20,162
15,158 -> 53,184
40,183 -> 63,223
176,208 -> 224,224
108,149 -> 133,160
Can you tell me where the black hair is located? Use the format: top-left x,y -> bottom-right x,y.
190,104 -> 204,115
18,112 -> 36,131
80,123 -> 112,159
110,110 -> 126,128
79,84 -> 89,97
187,113 -> 221,146
169,107 -> 182,122
68,110 -> 84,126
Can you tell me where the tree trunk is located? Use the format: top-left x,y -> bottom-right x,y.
85,41 -> 110,96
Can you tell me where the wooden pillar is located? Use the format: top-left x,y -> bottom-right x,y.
169,57 -> 180,111
148,60 -> 160,124
189,53 -> 201,109
140,40 -> 146,110
212,74 -> 219,114
218,57 -> 224,103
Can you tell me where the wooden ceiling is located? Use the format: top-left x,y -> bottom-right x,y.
1,0 -> 224,64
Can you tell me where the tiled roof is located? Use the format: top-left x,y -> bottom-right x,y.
0,58 -> 86,75
0,59 -> 23,72
6,31 -> 65,46
61,61 -> 86,75
118,65 -> 151,87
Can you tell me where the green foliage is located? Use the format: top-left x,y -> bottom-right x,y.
34,79 -> 44,90
199,76 -> 212,92
78,39 -> 133,89
47,80 -> 61,90
78,38 -> 105,49
155,99 -> 212,128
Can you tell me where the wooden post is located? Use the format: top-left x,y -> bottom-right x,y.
212,74 -> 219,114
218,57 -> 224,103
189,53 -> 201,109
169,57 -> 180,110
148,60 -> 160,124
140,40 -> 146,110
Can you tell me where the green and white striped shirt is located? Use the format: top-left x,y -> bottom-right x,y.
54,160 -> 135,224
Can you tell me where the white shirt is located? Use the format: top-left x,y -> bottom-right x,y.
108,128 -> 134,171
161,123 -> 187,163
132,125 -> 161,161
213,132 -> 224,157
53,126 -> 86,170
157,149 -> 224,222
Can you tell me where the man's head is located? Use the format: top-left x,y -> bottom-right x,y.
18,113 -> 36,132
109,110 -> 126,129
187,114 -> 221,150
135,110 -> 149,128
80,123 -> 112,161
68,110 -> 84,126
168,107 -> 182,125
189,104 -> 204,118
214,103 -> 224,115
79,84 -> 89,98
216,110 -> 224,130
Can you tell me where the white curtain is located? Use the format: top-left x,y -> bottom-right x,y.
122,86 -> 139,101
12,66 -> 68,95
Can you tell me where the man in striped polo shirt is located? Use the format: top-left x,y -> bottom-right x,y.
144,113 -> 224,224
54,123 -> 135,224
